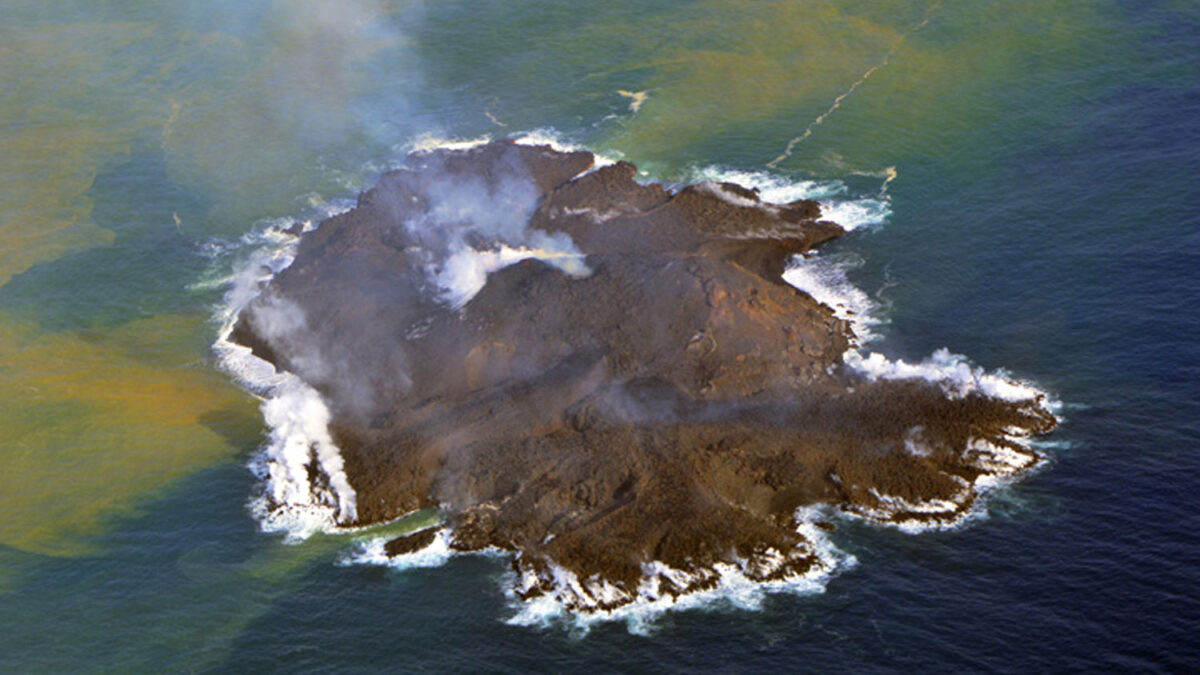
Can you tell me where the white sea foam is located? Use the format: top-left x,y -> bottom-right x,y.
816,197 -> 892,232
781,249 -> 1056,406
842,433 -> 1050,534
403,129 -> 619,171
782,254 -> 883,344
510,128 -> 620,170
687,166 -> 894,351
966,438 -> 1039,474
342,528 -> 457,569
844,348 -> 1052,403
403,133 -> 494,154
211,133 -> 611,540
209,133 -> 606,538
339,150 -> 1057,625
862,486 -> 970,518
504,506 -> 855,635
685,166 -> 892,234
697,181 -> 767,210
329,504 -> 856,636
765,172 -> 1062,539
685,166 -> 847,203
212,224 -> 305,392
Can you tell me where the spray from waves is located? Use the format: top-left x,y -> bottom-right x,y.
691,162 -> 1061,539
342,528 -> 460,570
780,214 -> 1061,536
783,250 -> 1060,410
503,507 -> 855,635
687,165 -> 893,343
781,216 -> 1061,535
684,165 -> 893,233
342,507 -> 856,636
783,254 -> 884,345
403,128 -> 619,168
716,160 -> 1060,410
845,349 -> 1054,403
338,156 -> 1055,629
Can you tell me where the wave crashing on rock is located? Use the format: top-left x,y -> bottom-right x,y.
224,140 -> 1058,616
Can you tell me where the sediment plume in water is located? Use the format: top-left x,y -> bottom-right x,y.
225,139 -> 1057,615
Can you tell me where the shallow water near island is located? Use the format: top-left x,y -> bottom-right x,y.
1,0 -> 1198,671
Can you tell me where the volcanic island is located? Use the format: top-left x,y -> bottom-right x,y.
228,140 -> 1058,613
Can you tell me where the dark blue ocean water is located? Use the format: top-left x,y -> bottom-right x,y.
1,1 -> 1198,672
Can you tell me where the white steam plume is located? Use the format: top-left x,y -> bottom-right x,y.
401,148 -> 591,307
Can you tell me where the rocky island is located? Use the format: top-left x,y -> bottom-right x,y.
228,140 -> 1057,613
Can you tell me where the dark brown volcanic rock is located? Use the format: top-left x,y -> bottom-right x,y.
231,140 -> 1057,612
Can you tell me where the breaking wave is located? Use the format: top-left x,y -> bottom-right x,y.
341,507 -> 856,636
404,128 -> 620,169
684,165 -> 892,232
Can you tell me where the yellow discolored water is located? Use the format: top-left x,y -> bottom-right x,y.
0,312 -> 260,556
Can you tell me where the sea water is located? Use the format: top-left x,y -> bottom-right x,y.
0,1 -> 1197,671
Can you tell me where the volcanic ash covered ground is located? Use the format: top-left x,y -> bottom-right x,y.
228,140 -> 1058,614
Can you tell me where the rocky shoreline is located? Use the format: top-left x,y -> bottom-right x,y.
229,140 -> 1057,613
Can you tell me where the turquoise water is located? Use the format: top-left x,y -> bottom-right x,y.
1,1 -> 1198,671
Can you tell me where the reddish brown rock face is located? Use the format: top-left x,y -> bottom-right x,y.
231,140 -> 1057,613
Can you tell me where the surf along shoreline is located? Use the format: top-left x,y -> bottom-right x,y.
215,136 -> 1059,623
